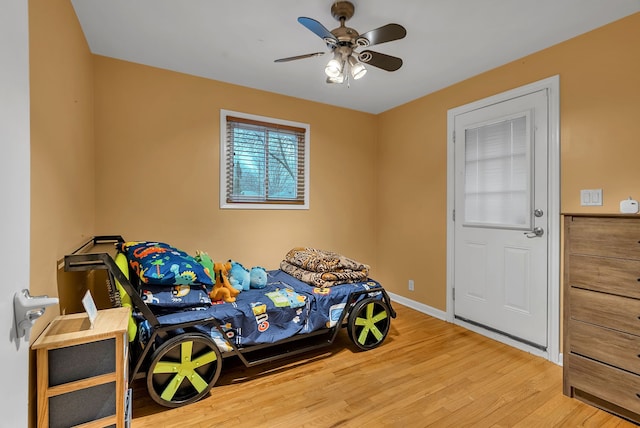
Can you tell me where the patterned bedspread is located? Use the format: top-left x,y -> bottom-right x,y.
279,247 -> 370,288
149,270 -> 383,351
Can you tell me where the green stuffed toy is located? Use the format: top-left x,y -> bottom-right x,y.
194,250 -> 215,284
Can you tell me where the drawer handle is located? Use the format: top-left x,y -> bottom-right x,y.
637,393 -> 640,399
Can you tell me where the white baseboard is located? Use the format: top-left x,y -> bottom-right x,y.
386,292 -> 447,321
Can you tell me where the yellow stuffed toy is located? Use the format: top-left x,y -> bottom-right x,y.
209,261 -> 240,303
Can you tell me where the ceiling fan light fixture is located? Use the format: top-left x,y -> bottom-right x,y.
326,74 -> 345,84
325,53 -> 343,78
348,56 -> 367,80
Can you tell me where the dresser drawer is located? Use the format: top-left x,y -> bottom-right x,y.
568,254 -> 640,299
569,319 -> 640,375
567,353 -> 640,415
570,287 -> 640,335
566,216 -> 640,259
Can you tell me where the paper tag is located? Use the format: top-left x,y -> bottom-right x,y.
82,290 -> 98,329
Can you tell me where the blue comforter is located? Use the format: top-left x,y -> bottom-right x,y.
150,270 -> 383,350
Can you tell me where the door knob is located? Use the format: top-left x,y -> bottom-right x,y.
13,289 -> 59,340
524,227 -> 544,238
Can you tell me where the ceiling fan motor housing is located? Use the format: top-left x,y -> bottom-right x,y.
329,2 -> 360,47
331,27 -> 359,45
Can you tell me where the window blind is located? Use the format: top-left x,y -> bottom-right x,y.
224,115 -> 306,205
464,115 -> 530,227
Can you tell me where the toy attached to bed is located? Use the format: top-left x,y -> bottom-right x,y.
64,236 -> 395,408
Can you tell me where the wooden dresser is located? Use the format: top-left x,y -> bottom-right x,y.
563,214 -> 640,422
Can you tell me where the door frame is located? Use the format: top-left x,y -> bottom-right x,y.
446,75 -> 561,364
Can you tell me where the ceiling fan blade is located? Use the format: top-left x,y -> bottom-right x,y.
298,17 -> 338,45
359,50 -> 403,72
357,24 -> 407,47
274,52 -> 326,63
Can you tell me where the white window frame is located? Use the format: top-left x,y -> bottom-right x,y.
220,109 -> 310,210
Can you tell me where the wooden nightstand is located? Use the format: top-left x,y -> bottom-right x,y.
32,307 -> 131,428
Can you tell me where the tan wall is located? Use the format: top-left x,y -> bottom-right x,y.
376,12 -> 640,310
29,0 -> 95,327
93,57 -> 379,272
28,0 -> 95,426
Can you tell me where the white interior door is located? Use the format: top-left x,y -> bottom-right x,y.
1,1 -> 31,427
453,89 -> 548,349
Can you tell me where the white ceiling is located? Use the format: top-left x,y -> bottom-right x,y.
70,0 -> 640,114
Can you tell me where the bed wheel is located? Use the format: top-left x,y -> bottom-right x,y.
146,332 -> 222,407
347,298 -> 391,351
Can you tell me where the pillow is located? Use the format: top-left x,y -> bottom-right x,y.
139,283 -> 211,309
118,241 -> 213,286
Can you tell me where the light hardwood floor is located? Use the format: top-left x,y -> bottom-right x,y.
131,303 -> 635,427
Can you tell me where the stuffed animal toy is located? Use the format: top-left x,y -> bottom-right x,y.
209,261 -> 240,303
194,250 -> 215,283
228,261 -> 250,291
250,266 -> 268,289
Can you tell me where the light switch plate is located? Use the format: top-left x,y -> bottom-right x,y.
581,189 -> 603,206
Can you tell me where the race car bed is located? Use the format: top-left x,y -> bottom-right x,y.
64,236 -> 395,408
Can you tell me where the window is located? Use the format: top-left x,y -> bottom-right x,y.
220,110 -> 309,209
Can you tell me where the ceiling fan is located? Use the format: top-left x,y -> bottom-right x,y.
274,1 -> 407,84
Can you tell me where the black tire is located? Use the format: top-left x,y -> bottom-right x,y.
146,333 -> 222,407
347,298 -> 391,350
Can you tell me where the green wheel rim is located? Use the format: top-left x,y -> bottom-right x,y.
147,333 -> 222,407
348,298 -> 391,350
354,302 -> 388,344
